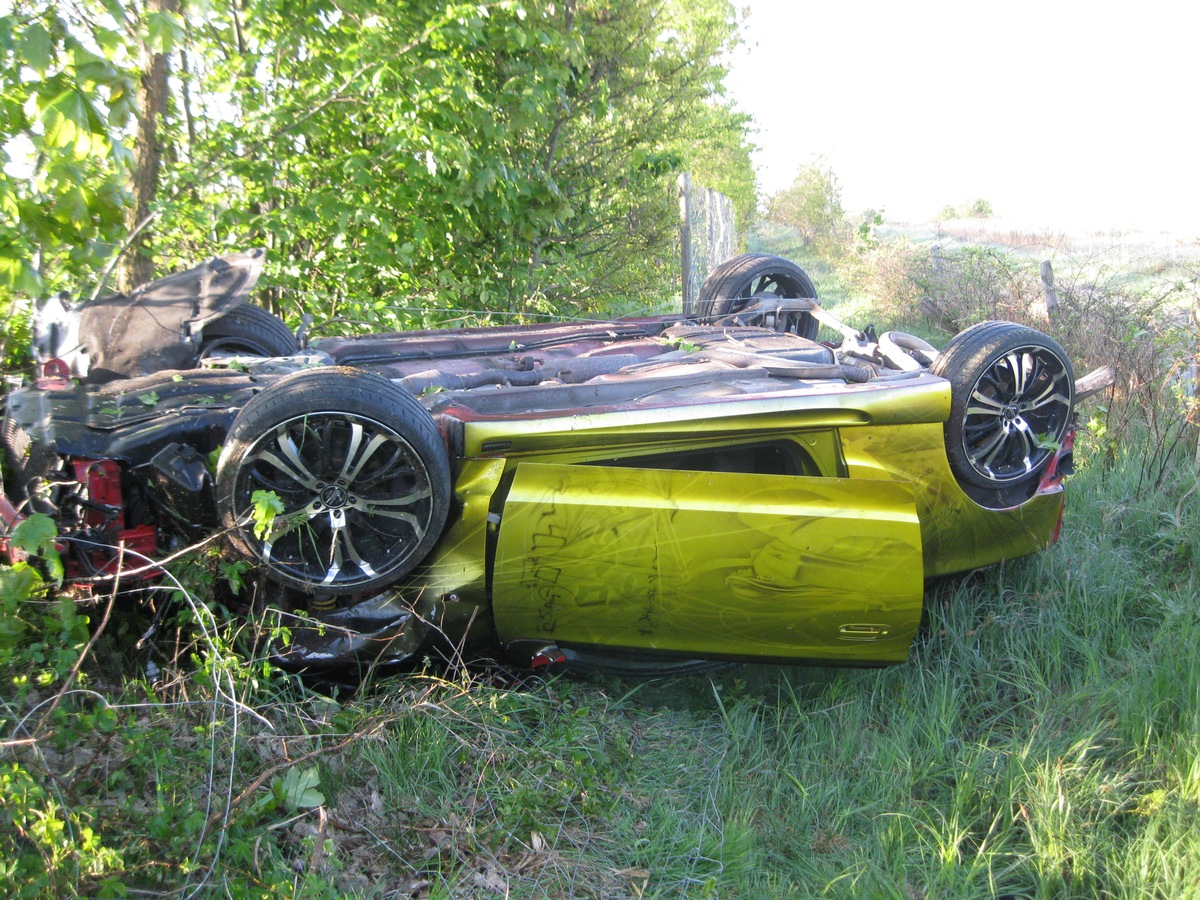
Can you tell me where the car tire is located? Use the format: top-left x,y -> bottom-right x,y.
933,321 -> 1074,500
695,253 -> 819,340
216,368 -> 451,595
199,304 -> 298,359
1,417 -> 60,516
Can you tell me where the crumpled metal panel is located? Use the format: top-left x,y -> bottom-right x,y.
76,249 -> 265,381
271,591 -> 429,670
407,458 -> 507,648
494,463 -> 924,664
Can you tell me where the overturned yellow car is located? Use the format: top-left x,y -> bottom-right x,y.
4,251 -> 1097,673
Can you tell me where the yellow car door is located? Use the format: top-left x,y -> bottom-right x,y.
493,463 -> 924,664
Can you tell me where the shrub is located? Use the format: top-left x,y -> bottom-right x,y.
764,162 -> 853,259
841,234 -> 1198,496
843,239 -> 933,325
936,198 -> 995,220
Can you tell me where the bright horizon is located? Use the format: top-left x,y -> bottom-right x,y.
724,0 -> 1198,238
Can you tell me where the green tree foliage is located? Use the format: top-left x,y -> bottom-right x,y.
764,160 -> 850,257
0,1 -> 140,296
1,0 -> 755,337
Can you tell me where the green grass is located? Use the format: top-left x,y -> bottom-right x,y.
8,428 -> 1197,897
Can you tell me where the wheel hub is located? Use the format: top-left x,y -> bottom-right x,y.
319,484 -> 349,508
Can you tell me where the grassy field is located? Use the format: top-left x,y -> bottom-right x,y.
2,230 -> 1198,897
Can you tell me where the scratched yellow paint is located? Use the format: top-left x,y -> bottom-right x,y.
492,463 -> 924,663
414,376 -> 1061,665
838,422 -> 1065,576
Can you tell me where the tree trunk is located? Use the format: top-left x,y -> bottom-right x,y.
118,0 -> 178,292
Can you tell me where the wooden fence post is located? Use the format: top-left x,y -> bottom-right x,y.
1040,260 -> 1059,319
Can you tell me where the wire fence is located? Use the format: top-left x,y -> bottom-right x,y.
679,172 -> 735,315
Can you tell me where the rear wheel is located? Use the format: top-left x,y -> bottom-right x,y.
216,368 -> 451,595
695,253 -> 819,340
199,304 -> 297,359
933,322 -> 1074,506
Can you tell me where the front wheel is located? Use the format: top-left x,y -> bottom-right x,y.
933,322 -> 1074,504
216,368 -> 451,595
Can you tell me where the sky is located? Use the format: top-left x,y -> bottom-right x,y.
722,0 -> 1198,236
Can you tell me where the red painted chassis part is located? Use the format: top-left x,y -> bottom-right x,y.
1,455 -> 158,580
